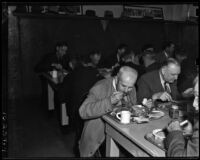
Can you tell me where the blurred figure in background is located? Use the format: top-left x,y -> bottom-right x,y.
155,41 -> 175,64
174,47 -> 187,64
175,48 -> 198,98
57,51 -> 103,156
112,49 -> 146,80
86,50 -> 102,68
35,41 -> 71,73
139,44 -> 161,73
103,43 -> 128,69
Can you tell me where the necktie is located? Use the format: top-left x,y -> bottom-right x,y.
164,82 -> 171,94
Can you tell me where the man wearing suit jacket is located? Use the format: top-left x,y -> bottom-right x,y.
155,41 -> 175,64
78,66 -> 138,157
137,58 -> 181,104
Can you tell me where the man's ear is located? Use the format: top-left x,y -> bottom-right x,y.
161,66 -> 166,74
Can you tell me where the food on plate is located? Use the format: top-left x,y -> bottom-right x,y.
153,129 -> 166,142
131,105 -> 148,117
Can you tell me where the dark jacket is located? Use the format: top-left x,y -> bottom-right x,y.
145,62 -> 161,73
102,52 -> 120,69
155,51 -> 168,64
58,66 -> 102,107
177,58 -> 198,93
137,70 -> 181,103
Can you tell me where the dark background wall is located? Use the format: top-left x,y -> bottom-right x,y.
8,15 -> 198,99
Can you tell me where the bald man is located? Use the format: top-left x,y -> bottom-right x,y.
79,66 -> 138,157
137,58 -> 181,103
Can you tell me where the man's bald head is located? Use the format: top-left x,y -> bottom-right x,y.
161,58 -> 181,83
116,66 -> 138,93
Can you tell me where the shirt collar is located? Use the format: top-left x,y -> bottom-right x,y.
159,70 -> 165,88
113,77 -> 117,92
159,70 -> 171,92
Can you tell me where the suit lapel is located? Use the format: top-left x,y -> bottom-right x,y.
155,70 -> 165,92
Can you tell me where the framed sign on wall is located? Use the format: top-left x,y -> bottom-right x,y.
58,5 -> 83,15
122,5 -> 164,19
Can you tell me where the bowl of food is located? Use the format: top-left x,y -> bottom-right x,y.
152,129 -> 166,143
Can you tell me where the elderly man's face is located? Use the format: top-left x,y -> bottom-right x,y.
193,81 -> 199,111
162,64 -> 180,83
116,73 -> 137,93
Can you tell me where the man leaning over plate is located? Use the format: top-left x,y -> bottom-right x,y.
78,66 -> 138,157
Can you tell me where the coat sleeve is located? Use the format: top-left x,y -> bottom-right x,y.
137,76 -> 152,104
79,84 -> 113,120
165,121 -> 199,157
165,131 -> 187,157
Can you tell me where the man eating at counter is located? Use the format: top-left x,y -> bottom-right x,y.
137,58 -> 181,104
78,66 -> 138,157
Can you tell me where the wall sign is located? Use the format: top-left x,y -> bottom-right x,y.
123,5 -> 164,19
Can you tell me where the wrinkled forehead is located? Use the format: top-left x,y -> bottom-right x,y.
167,64 -> 181,74
119,72 -> 137,84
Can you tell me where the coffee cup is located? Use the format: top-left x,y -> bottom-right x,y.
116,110 -> 132,124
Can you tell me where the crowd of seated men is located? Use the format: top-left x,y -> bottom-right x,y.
35,40 -> 198,157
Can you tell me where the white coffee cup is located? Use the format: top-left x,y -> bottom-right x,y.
116,110 -> 132,124
52,70 -> 57,78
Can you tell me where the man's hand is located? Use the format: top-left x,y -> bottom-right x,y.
152,91 -> 172,101
182,88 -> 194,98
143,98 -> 154,109
167,120 -> 182,132
111,91 -> 123,105
182,121 -> 193,136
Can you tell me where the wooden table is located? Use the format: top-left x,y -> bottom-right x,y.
40,72 -> 69,126
103,112 -> 171,157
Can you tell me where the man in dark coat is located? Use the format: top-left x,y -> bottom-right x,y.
137,58 -> 181,104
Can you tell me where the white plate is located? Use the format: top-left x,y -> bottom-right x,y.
148,110 -> 165,119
